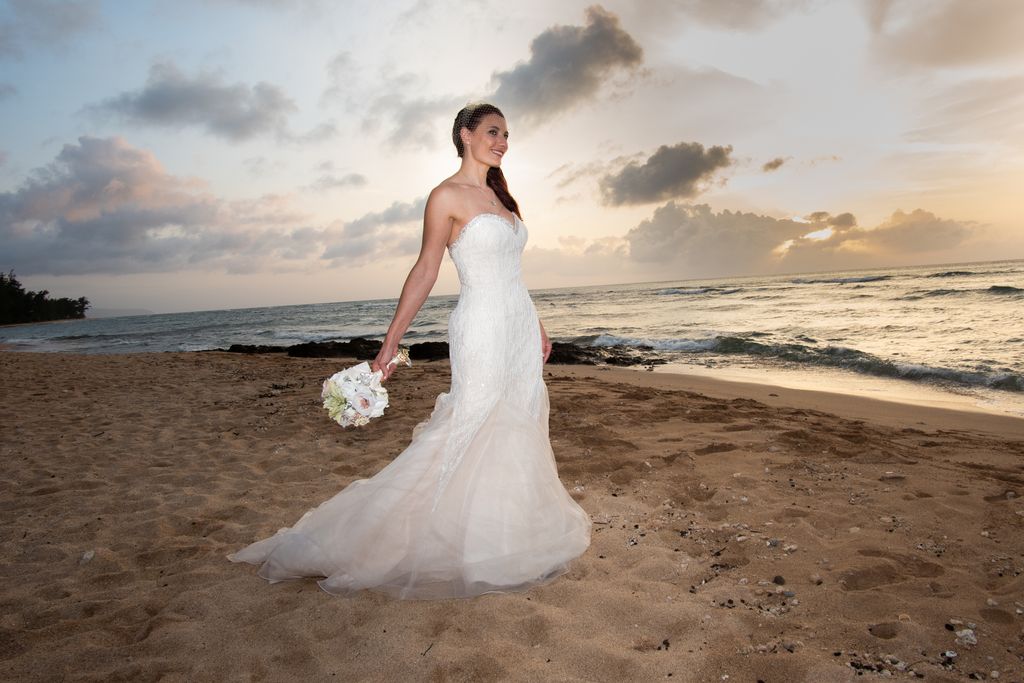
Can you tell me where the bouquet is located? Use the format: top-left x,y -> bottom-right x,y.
321,347 -> 412,427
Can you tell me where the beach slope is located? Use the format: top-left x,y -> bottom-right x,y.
1,352 -> 1022,681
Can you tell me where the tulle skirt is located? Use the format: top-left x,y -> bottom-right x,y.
228,388 -> 591,599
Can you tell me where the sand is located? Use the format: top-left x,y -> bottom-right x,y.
1,351 -> 1022,682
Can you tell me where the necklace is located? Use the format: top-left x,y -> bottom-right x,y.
471,183 -> 497,207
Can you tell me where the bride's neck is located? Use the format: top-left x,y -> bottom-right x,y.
455,159 -> 490,188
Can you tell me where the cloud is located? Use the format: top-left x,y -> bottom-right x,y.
321,50 -> 354,104
0,136 -> 429,276
867,0 -> 1024,67
617,201 -> 978,278
530,201 -> 988,286
804,210 -> 856,228
350,6 -> 644,149
0,0 -> 99,59
309,172 -> 367,192
367,89 -> 464,150
624,202 -> 809,274
776,208 -> 976,272
762,157 -> 786,172
209,0 -> 327,12
0,136 -> 335,275
322,197 -> 426,261
659,0 -> 814,31
906,74 -> 1024,146
242,156 -> 284,177
490,5 -> 643,124
89,62 -> 331,143
599,142 -> 734,206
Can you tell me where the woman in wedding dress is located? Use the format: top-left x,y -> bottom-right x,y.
229,103 -> 592,599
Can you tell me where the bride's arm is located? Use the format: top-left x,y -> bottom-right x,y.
539,319 -> 552,363
372,189 -> 452,380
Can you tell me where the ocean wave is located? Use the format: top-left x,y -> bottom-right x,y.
791,275 -> 892,285
574,333 -> 720,352
899,285 -> 1023,300
655,287 -> 741,296
927,270 -> 976,278
574,333 -> 1023,392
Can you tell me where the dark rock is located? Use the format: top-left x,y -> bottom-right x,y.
408,341 -> 450,361
225,344 -> 287,354
547,341 -> 667,366
772,575 -> 786,585
223,336 -> 668,367
287,338 -> 383,358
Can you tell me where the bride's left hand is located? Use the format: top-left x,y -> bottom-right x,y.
539,320 -> 552,363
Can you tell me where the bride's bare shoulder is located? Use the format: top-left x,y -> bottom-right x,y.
427,178 -> 469,213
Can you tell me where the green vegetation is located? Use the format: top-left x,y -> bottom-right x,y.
0,271 -> 89,325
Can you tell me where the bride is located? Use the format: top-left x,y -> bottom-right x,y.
229,102 -> 592,599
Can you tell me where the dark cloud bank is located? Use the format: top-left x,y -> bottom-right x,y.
0,137 -> 419,276
89,62 -> 334,143
599,142 -> 734,205
491,5 -> 644,124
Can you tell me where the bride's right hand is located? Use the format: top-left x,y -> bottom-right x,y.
372,342 -> 400,381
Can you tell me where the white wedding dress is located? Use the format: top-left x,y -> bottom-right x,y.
229,212 -> 592,599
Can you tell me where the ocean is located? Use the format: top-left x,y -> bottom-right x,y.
4,259 -> 1023,417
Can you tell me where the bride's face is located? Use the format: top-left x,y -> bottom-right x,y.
463,114 -> 509,167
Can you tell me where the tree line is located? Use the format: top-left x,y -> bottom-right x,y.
0,271 -> 90,324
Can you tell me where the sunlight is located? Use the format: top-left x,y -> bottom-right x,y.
802,227 -> 834,240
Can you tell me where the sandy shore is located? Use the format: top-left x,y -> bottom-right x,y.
1,351 -> 1022,682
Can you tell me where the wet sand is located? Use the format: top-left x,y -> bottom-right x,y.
1,351 -> 1022,681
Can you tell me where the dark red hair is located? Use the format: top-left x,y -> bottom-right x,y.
452,103 -> 522,219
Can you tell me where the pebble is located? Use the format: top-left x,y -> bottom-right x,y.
898,613 -> 912,622
79,550 -> 95,565
809,573 -> 823,585
783,544 -> 798,552
849,526 -> 861,533
767,539 -> 780,548
991,672 -> 1000,679
772,575 -> 786,585
783,590 -> 796,598
955,628 -> 977,646
738,578 -> 749,585
986,598 -> 998,606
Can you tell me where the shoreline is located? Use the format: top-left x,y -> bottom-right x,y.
548,363 -> 1024,439
5,346 -> 1023,432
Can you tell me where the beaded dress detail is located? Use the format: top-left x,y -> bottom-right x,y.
228,212 -> 592,599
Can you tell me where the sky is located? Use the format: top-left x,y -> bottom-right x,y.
1,0 -> 1022,313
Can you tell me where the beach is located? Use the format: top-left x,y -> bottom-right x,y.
2,350 -> 1022,682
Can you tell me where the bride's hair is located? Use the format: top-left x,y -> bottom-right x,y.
452,103 -> 522,219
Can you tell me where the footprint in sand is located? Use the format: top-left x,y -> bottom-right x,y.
868,622 -> 900,639
693,442 -> 738,456
839,549 -> 943,591
979,607 -> 1015,624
